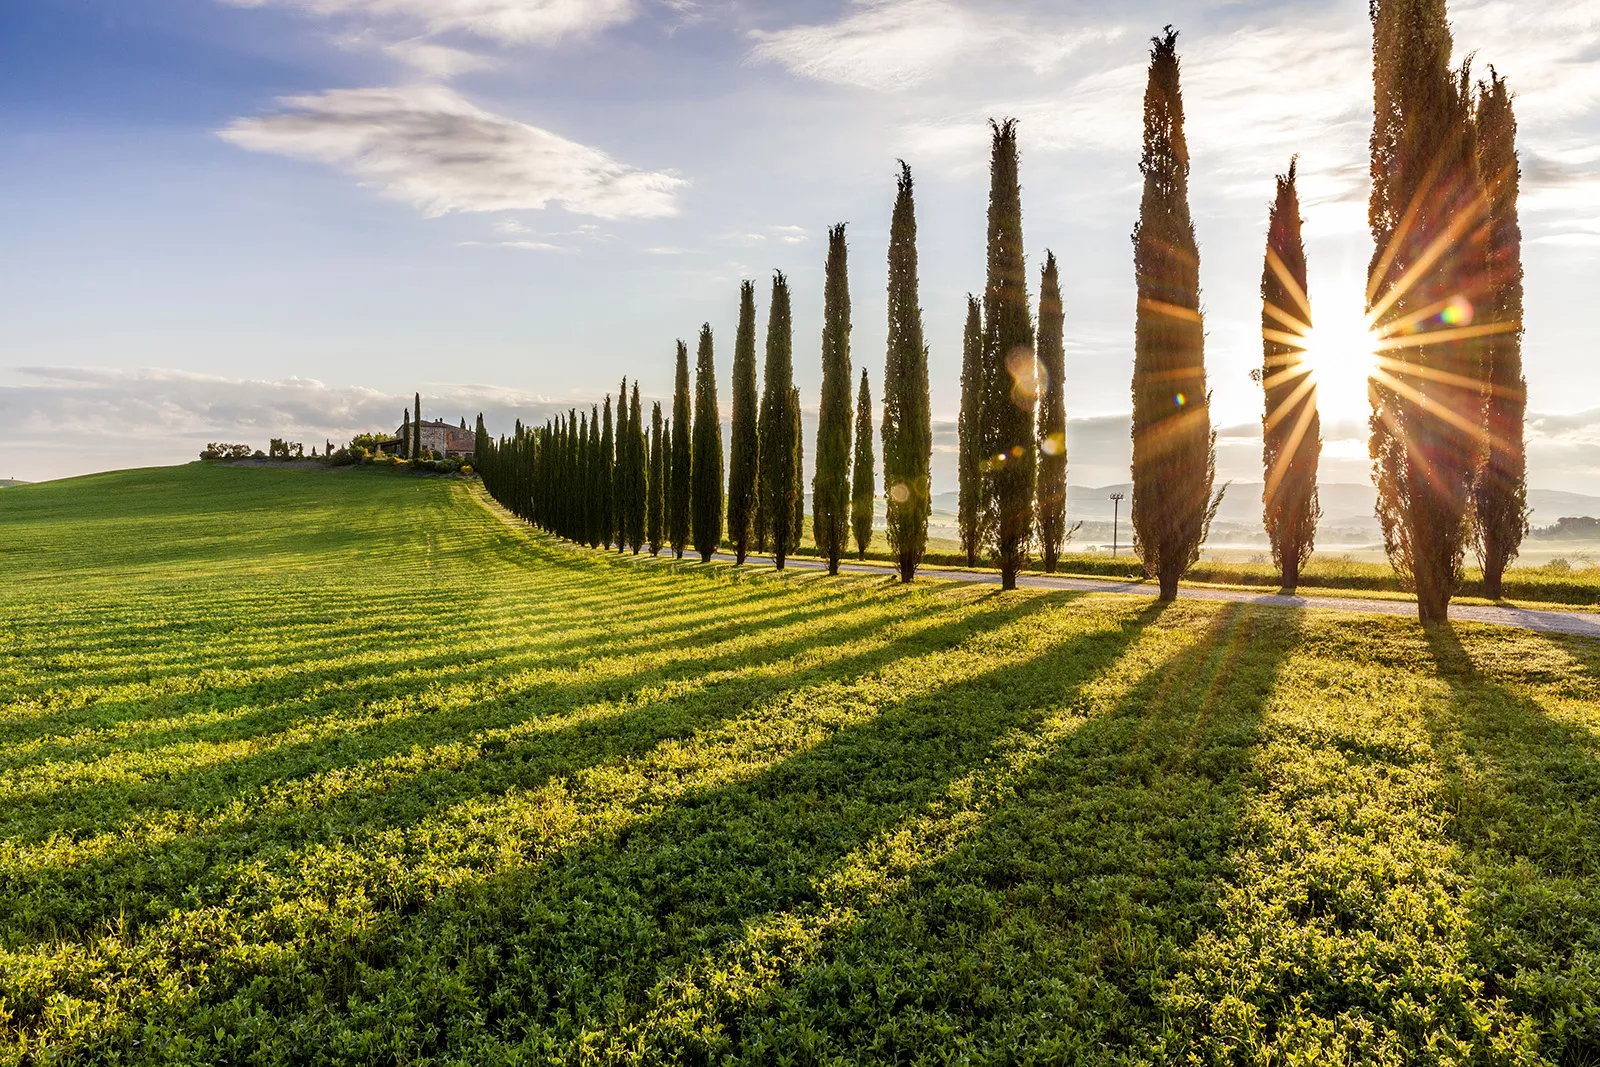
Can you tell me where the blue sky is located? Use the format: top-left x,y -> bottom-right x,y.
3,0 -> 1599,496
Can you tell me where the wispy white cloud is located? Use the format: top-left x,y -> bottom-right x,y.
219,85 -> 685,219
220,0 -> 636,45
749,0 -> 1115,92
381,37 -> 499,77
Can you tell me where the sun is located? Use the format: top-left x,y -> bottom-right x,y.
1297,306 -> 1380,423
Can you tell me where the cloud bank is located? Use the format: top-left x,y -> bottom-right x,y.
221,0 -> 636,45
220,85 -> 684,219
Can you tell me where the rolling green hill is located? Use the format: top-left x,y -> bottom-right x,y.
2,464 -> 1598,1063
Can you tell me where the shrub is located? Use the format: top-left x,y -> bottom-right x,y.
199,443 -> 254,461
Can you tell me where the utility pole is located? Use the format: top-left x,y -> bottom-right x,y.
1109,492 -> 1124,557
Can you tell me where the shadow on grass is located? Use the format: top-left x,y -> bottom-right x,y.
3,592 -> 1165,1054
0,589 -> 1078,951
1424,625 -> 1600,1066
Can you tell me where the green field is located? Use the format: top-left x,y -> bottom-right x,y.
3,465 -> 1599,1064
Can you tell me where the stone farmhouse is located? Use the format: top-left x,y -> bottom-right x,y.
379,419 -> 476,459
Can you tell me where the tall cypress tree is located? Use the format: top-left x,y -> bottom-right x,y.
628,383 -> 647,553
1368,0 -> 1488,622
1261,160 -> 1322,592
474,414 -> 489,469
790,385 -> 805,557
1131,29 -> 1220,602
576,410 -> 590,544
599,396 -> 615,550
882,161 -> 932,582
413,393 -> 423,460
648,402 -> 665,555
400,408 -> 411,459
813,223 -> 854,575
1036,250 -> 1068,573
669,340 -> 693,560
1472,70 -> 1527,600
979,118 -> 1036,590
759,273 -> 796,569
587,405 -> 603,549
957,295 -> 983,567
692,324 -> 726,562
852,370 -> 875,560
727,280 -> 761,564
614,378 -> 628,553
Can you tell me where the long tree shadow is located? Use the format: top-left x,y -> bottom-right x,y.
3,592 -> 1164,1054
656,604 -> 1308,1062
0,588 -> 1068,949
1423,624 -> 1600,1066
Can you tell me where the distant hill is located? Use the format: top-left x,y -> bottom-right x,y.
932,482 -> 1600,541
0,479 -> 28,488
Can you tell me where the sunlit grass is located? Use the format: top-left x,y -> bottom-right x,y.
1,464 -> 1598,1063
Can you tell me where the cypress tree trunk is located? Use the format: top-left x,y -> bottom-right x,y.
813,224 -> 854,576
670,340 -> 693,560
727,281 -> 760,565
883,161 -> 932,583
790,385 -> 805,558
1471,71 -> 1527,601
599,396 -> 615,551
979,118 -> 1036,591
413,393 -> 422,460
629,384 -> 647,553
852,370 -> 875,560
759,273 -> 796,570
692,324 -> 726,562
1036,250 -> 1068,573
647,403 -> 665,555
957,295 -> 983,567
1261,159 -> 1322,593
1368,0 -> 1488,624
1131,29 -> 1219,602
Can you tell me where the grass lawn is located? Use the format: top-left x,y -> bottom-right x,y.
2,464 -> 1599,1064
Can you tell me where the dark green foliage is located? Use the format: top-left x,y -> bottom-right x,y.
1261,160 -> 1321,592
413,393 -> 422,461
882,162 -> 932,583
1472,71 -> 1528,600
400,409 -> 411,460
670,340 -> 693,560
1131,29 -> 1220,602
692,324 -> 725,562
727,281 -> 760,564
1036,251 -> 1068,574
474,414 -> 489,468
627,384 -> 647,553
599,396 -> 615,551
813,224 -> 854,575
759,273 -> 797,570
648,403 -> 665,555
790,386 -> 804,557
1368,0 -> 1488,623
587,407 -> 603,549
979,119 -> 1036,590
958,295 -> 983,568
851,370 -> 875,561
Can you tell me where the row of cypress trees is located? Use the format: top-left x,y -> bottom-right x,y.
480,10 -> 1526,619
477,164 -> 936,582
